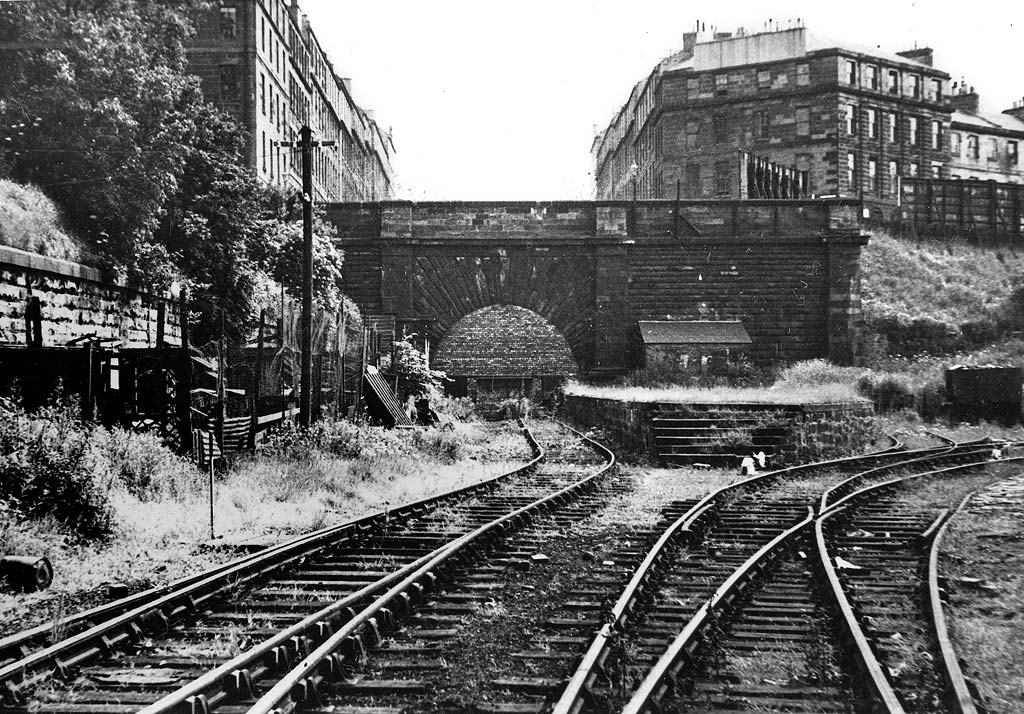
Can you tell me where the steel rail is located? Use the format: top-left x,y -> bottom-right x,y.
816,504 -> 908,714
0,421 -> 544,702
817,440 -> 994,514
816,454 -> 1024,714
925,490 -> 983,714
618,509 -> 814,714
547,438 -> 921,714
242,423 -> 616,714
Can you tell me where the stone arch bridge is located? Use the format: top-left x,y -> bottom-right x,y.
324,200 -> 868,379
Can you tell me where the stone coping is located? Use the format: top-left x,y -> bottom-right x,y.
564,393 -> 871,412
0,245 -> 173,301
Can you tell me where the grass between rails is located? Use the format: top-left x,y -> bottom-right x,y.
0,416 -> 532,637
941,474 -> 1024,714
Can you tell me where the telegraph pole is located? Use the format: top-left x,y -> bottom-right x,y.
280,126 -> 334,428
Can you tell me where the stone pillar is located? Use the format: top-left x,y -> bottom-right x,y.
592,206 -> 632,374
826,235 -> 870,365
379,203 -> 413,320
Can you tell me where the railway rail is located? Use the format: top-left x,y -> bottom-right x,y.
0,420 -> 605,710
3,421 -> 1017,714
552,436 -> 1010,714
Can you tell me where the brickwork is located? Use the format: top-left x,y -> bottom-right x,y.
432,305 -> 578,378
0,247 -> 181,349
326,199 -> 868,376
594,26 -> 952,224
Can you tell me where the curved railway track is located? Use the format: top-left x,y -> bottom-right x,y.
3,421 -> 1017,714
553,436 -> 1012,714
0,420 -> 607,711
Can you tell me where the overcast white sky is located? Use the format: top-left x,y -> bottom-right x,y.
301,0 -> 1020,201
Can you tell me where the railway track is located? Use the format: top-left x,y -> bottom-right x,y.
551,436 -> 1010,714
0,420 -> 607,711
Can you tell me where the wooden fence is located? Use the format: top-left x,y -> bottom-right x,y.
896,178 -> 1024,243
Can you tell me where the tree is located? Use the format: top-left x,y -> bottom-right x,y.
383,337 -> 447,400
0,0 -> 208,281
271,209 -> 348,315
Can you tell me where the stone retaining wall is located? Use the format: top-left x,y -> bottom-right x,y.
0,246 -> 181,348
562,394 -> 877,465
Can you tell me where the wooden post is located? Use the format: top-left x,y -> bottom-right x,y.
156,301 -> 165,348
208,430 -> 215,540
177,288 -> 193,455
81,341 -> 94,422
988,180 -> 999,244
249,309 -> 265,450
25,296 -> 42,348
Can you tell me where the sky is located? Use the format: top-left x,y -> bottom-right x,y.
300,0 -> 1021,201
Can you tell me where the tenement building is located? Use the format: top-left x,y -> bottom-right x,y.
188,0 -> 396,202
946,84 -> 1024,183
593,24 -> 952,222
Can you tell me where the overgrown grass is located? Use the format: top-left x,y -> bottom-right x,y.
0,405 -> 531,635
862,232 -> 1024,357
0,179 -> 85,262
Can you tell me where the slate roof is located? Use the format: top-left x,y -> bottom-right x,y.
638,320 -> 752,345
952,109 -> 1024,135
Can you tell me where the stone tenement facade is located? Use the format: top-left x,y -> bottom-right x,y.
946,84 -> 1024,183
325,199 -> 869,381
594,25 -> 952,224
0,246 -> 181,349
188,0 -> 396,202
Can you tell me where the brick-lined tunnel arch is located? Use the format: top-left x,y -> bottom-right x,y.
432,305 -> 579,380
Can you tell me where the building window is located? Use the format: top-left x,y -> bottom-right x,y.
909,116 -> 919,145
887,113 -> 897,143
866,65 -> 878,90
846,152 -> 856,190
888,160 -> 899,196
715,161 -> 731,197
931,78 -> 943,101
931,162 -> 942,178
967,135 -> 979,159
757,70 -> 771,90
685,120 -> 699,150
260,73 -> 266,115
951,132 -> 962,156
715,74 -> 728,95
753,110 -> 769,140
261,131 -> 266,173
868,158 -> 878,194
218,64 -> 238,101
843,104 -> 856,135
1010,141 -> 1019,166
909,162 -> 919,177
909,74 -> 921,99
867,108 -> 878,139
887,69 -> 899,94
713,115 -> 727,144
261,16 -> 265,52
931,121 -> 941,150
846,60 -> 858,85
269,87 -> 274,122
686,164 -> 701,197
796,107 -> 810,137
796,63 -> 810,87
219,5 -> 237,39
988,138 -> 999,162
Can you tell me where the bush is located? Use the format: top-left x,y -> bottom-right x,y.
0,180 -> 85,262
92,428 -> 202,501
0,403 -> 115,539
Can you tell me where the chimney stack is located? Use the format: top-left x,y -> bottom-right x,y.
1004,97 -> 1024,123
896,47 -> 934,66
949,82 -> 980,114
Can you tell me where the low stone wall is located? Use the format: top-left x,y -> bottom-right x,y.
562,394 -> 877,464
0,246 -> 180,348
777,402 -> 879,463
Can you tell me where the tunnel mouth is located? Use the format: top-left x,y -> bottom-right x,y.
432,304 -> 579,389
